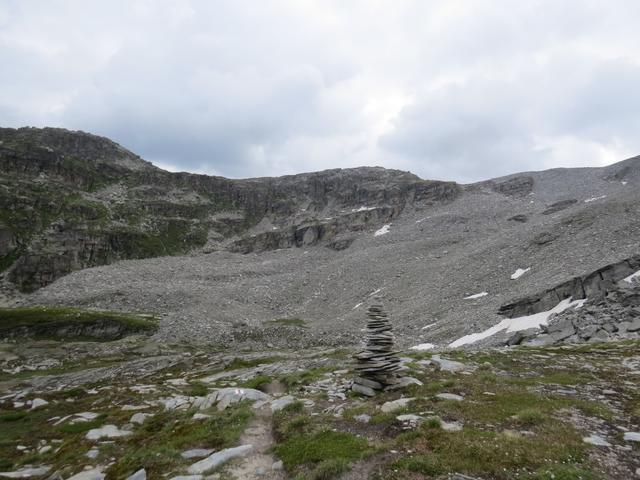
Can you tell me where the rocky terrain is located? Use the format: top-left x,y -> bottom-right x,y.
2,127 -> 639,349
0,332 -> 638,479
1,126 -> 640,479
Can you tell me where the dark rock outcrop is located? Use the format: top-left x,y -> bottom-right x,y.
0,127 -> 460,291
541,199 -> 578,215
499,255 -> 640,318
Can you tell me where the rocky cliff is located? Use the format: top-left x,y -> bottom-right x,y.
0,127 -> 458,292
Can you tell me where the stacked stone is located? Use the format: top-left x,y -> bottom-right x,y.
352,300 -> 401,396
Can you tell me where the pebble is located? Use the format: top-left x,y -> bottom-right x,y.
583,434 -> 611,447
181,449 -> 215,459
435,393 -> 464,402
85,425 -> 132,440
85,449 -> 99,459
30,398 -> 49,410
66,468 -> 105,480
187,445 -> 253,474
623,432 -> 640,442
272,461 -> 283,471
126,469 -> 146,480
380,397 -> 415,413
354,413 -> 371,423
130,413 -> 151,425
0,466 -> 51,478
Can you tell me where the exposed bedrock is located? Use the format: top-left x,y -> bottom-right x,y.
498,255 -> 640,318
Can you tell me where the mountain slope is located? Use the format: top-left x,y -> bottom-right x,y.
4,128 -> 639,347
0,127 -> 456,292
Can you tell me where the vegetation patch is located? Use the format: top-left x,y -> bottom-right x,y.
0,306 -> 158,340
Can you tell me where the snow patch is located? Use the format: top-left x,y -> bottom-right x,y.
352,206 -> 376,212
410,343 -> 436,351
421,322 -> 437,330
584,195 -> 607,203
624,270 -> 640,284
464,292 -> 488,300
510,268 -> 530,280
449,297 -> 586,348
374,224 -> 391,236
622,181 -> 628,185
353,302 -> 363,310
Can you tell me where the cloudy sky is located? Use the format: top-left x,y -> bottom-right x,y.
1,1 -> 639,182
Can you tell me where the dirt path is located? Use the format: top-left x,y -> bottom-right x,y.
225,405 -> 286,480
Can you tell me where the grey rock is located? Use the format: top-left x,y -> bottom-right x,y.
181,449 -> 215,459
436,393 -> 464,402
380,397 -> 415,413
187,445 -> 253,474
126,469 -> 146,480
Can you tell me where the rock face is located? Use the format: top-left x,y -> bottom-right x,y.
499,255 -> 640,319
506,279 -> 640,347
352,300 -> 401,394
0,127 -> 459,292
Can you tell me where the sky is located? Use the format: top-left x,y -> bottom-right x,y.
1,0 -> 640,182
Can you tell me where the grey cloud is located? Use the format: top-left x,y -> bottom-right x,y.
2,0 -> 640,181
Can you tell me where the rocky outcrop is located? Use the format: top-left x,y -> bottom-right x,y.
508,285 -> 640,346
499,255 -> 640,318
541,199 -> 578,215
0,128 -> 460,292
490,176 -> 534,197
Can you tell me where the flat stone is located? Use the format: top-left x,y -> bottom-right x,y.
130,413 -> 151,425
380,397 -> 415,413
214,388 -> 270,411
436,393 -> 464,402
126,469 -> 146,480
270,395 -> 296,412
0,466 -> 51,478
30,398 -> 49,410
353,377 -> 383,389
192,413 -> 211,420
441,421 -> 463,432
66,469 -> 105,480
272,461 -> 283,471
623,431 -> 640,442
583,434 -> 611,447
187,445 -> 253,474
396,414 -> 423,426
85,449 -> 99,459
352,383 -> 376,397
354,414 -> 371,423
431,356 -> 468,373
181,449 -> 215,459
85,425 -> 132,440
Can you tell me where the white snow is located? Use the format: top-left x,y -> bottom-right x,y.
510,268 -> 530,280
352,206 -> 376,212
415,217 -> 430,223
374,224 -> 391,236
464,292 -> 488,300
421,322 -> 437,330
449,297 -> 586,348
622,181 -> 628,185
368,288 -> 383,297
584,195 -> 607,203
353,302 -> 363,310
410,343 -> 436,351
624,270 -> 640,284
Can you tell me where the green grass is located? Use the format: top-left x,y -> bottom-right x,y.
392,425 -> 589,480
242,374 -> 273,390
274,430 -> 370,470
0,306 -> 158,340
106,403 -> 253,478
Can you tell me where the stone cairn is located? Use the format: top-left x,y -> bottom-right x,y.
352,299 -> 401,396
